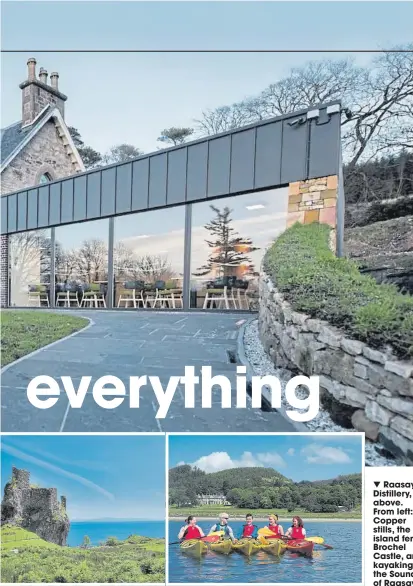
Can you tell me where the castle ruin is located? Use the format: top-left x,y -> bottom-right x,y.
1,466 -> 70,546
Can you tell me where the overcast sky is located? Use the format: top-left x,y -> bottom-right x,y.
2,1 -> 412,155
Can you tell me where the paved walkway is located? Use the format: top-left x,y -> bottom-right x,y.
1,311 -> 294,433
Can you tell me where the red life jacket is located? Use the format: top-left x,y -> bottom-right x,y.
184,525 -> 202,540
242,524 -> 255,537
291,526 -> 305,540
268,524 -> 281,537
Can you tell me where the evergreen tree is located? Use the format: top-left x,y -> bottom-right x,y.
194,205 -> 259,277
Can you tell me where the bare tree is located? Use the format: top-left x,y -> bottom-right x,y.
194,46 -> 413,176
76,239 -> 108,282
54,242 -> 78,282
113,241 -> 139,280
343,48 -> 413,168
132,255 -> 176,282
9,231 -> 51,305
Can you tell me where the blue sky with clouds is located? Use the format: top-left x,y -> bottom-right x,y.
2,2 -> 412,154
169,434 -> 363,481
1,435 -> 165,521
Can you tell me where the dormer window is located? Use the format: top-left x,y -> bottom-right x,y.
39,172 -> 52,184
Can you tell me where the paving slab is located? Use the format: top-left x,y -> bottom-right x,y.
1,310 -> 295,433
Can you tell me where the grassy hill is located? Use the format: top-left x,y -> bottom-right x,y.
1,526 -> 165,583
169,465 -> 362,515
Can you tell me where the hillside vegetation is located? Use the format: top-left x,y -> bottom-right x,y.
0,526 -> 165,583
169,465 -> 362,514
263,222 -> 413,359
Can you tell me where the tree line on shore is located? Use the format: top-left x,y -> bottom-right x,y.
169,466 -> 362,514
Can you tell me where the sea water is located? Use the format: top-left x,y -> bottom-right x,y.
67,520 -> 165,547
168,520 -> 362,584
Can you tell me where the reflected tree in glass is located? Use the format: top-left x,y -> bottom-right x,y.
114,242 -> 177,283
194,205 -> 259,279
9,230 -> 51,306
55,238 -> 108,284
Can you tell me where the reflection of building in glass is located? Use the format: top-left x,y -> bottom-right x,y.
9,230 -> 52,306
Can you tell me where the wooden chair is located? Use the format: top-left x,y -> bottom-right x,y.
236,288 -> 250,310
56,290 -> 79,307
81,284 -> 107,308
157,280 -> 183,309
203,286 -> 231,309
28,285 -> 49,307
117,287 -> 137,308
117,281 -> 146,308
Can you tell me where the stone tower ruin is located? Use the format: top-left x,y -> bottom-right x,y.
1,466 -> 70,546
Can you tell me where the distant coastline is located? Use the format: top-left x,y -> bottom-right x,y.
168,516 -> 361,522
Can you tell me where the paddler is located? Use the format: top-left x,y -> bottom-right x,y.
238,513 -> 258,539
178,515 -> 205,540
209,512 -> 237,542
285,516 -> 306,540
267,513 -> 284,537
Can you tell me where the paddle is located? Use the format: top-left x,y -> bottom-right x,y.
281,535 -> 334,550
258,528 -> 332,549
169,534 -> 221,546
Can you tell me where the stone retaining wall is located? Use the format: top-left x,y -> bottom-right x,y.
258,271 -> 413,465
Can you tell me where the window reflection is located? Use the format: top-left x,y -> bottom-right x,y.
39,173 -> 52,184
190,188 -> 289,309
114,207 -> 185,309
9,229 -> 52,307
54,219 -> 109,308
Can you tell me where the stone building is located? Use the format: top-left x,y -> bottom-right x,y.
0,58 -> 84,306
1,466 -> 70,546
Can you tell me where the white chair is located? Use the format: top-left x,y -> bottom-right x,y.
117,288 -> 137,308
203,286 -> 230,310
56,291 -> 79,307
28,286 -> 49,307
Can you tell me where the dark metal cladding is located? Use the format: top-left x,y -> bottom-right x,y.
17,191 -> 28,232
38,185 -> 50,227
1,102 -> 341,234
27,188 -> 38,230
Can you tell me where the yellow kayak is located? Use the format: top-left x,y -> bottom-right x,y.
209,539 -> 232,555
180,539 -> 208,558
259,537 -> 285,556
232,538 -> 261,556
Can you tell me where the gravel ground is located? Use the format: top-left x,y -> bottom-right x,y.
243,319 -> 400,467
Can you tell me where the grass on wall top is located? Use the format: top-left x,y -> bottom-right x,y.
263,222 -> 413,359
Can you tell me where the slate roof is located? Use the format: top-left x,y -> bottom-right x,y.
1,121 -> 25,165
1,106 -> 52,166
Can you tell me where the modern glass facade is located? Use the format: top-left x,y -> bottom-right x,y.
6,187 -> 289,311
190,188 -> 289,309
2,104 -> 342,310
113,207 -> 185,308
9,228 -> 52,307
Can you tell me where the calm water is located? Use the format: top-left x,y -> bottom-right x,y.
67,520 -> 165,547
168,520 -> 362,584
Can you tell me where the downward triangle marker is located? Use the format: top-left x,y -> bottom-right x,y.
374,482 -> 380,487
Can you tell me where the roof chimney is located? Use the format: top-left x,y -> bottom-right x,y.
39,67 -> 48,85
19,60 -> 67,127
50,72 -> 59,91
27,57 -> 37,81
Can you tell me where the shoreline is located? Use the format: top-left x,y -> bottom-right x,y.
169,517 -> 361,522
